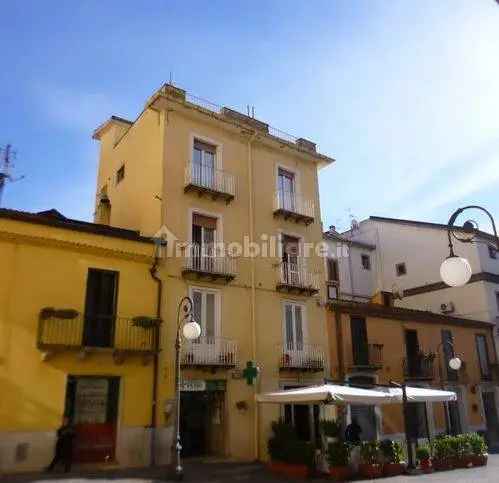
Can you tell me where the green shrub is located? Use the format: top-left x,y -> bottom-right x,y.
267,419 -> 314,466
328,441 -> 350,467
360,440 -> 380,465
416,446 -> 431,462
320,419 -> 342,438
466,432 -> 488,456
432,435 -> 454,460
380,439 -> 404,464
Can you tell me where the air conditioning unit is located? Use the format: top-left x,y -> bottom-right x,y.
440,302 -> 455,314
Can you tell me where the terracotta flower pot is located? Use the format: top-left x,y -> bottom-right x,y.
268,461 -> 309,478
329,466 -> 352,481
471,454 -> 488,467
359,463 -> 383,479
419,458 -> 433,473
383,462 -> 405,477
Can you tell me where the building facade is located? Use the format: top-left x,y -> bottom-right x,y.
0,209 -> 160,472
92,84 -> 334,462
324,224 -> 499,446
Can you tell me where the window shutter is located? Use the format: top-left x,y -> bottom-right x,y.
285,304 -> 294,350
206,293 -> 215,339
193,291 -> 203,337
294,306 -> 303,350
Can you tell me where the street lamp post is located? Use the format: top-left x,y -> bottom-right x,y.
172,296 -> 201,480
435,340 -> 462,434
440,205 -> 499,287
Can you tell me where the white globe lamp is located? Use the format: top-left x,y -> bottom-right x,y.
440,256 -> 472,287
449,357 -> 462,371
182,320 -> 201,340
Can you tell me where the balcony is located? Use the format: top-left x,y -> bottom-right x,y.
350,343 -> 384,371
403,352 -> 436,381
276,262 -> 319,296
279,343 -> 325,372
182,244 -> 236,283
184,162 -> 235,203
181,337 -> 238,369
37,311 -> 159,363
273,191 -> 315,225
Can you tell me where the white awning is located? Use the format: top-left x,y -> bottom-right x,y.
256,384 -> 457,405
255,384 -> 395,405
385,386 -> 457,403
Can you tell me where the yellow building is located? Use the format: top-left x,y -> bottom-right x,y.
91,84 -> 335,462
327,298 -> 499,444
0,208 -> 160,472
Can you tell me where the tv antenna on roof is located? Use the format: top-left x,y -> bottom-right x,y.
0,144 -> 25,207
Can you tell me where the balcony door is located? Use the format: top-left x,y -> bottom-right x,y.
351,317 -> 369,366
191,288 -> 219,364
193,139 -> 216,189
405,329 -> 420,377
192,213 -> 217,272
83,269 -> 118,348
283,302 -> 306,366
278,167 -> 296,212
281,234 -> 300,285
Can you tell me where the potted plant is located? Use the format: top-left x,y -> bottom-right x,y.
267,420 -> 314,478
320,419 -> 342,443
359,441 -> 383,479
468,432 -> 488,467
328,441 -> 352,481
432,435 -> 454,471
380,439 -> 406,476
416,446 -> 432,473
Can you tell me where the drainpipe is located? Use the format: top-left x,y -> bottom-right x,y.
149,248 -> 164,467
247,132 -> 258,461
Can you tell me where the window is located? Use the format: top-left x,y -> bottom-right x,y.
192,139 -> 216,188
396,262 -> 407,276
116,165 -> 125,184
488,245 -> 497,259
191,213 -> 217,270
191,287 -> 219,339
281,234 -> 300,285
326,258 -> 339,282
475,334 -> 491,380
350,317 -> 368,366
283,302 -> 306,351
361,254 -> 371,270
278,168 -> 296,212
496,292 -> 499,314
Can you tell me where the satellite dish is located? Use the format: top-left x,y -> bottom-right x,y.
392,283 -> 405,300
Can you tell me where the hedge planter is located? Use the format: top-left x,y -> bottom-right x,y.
454,456 -> 473,469
383,462 -> 405,477
329,466 -> 352,481
268,461 -> 309,478
471,454 -> 488,467
433,459 -> 453,471
359,463 -> 383,479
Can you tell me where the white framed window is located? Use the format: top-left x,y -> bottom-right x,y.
361,254 -> 371,270
396,262 -> 407,276
189,287 -> 221,338
282,301 -> 307,351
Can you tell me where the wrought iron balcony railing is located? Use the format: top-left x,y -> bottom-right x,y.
182,244 -> 236,282
181,336 -> 238,368
273,191 -> 315,224
37,313 -> 159,356
279,343 -> 325,371
351,343 -> 384,370
184,162 -> 235,202
403,352 -> 436,381
276,261 -> 320,296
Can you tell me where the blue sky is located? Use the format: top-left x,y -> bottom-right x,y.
1,0 -> 498,233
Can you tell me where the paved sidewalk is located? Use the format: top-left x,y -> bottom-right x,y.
2,456 -> 499,482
